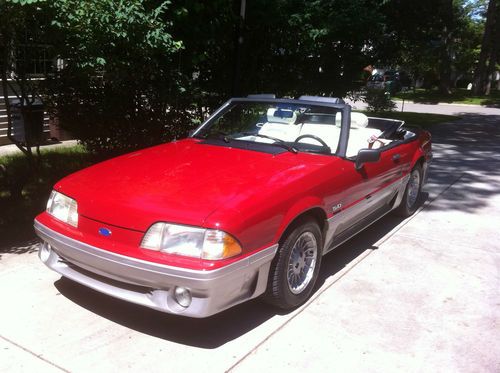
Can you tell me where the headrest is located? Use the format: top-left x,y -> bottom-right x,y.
267,108 -> 297,124
350,112 -> 369,128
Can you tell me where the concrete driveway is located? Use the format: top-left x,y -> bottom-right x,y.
1,105 -> 499,373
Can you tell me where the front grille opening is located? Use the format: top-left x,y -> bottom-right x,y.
65,260 -> 157,295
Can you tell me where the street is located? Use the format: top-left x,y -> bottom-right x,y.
1,103 -> 499,373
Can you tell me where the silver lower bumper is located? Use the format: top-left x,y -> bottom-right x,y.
34,220 -> 278,318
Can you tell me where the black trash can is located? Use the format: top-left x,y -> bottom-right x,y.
10,98 -> 45,144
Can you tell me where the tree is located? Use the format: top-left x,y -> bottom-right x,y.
5,0 -> 490,159
44,0 -> 183,154
239,0 -> 387,97
167,0 -> 236,114
0,0 -> 53,167
2,0 -> 390,156
169,0 -> 387,102
377,0 -> 483,93
472,0 -> 499,95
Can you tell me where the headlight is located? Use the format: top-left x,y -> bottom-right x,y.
46,190 -> 78,227
140,222 -> 242,260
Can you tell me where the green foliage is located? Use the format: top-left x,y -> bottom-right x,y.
49,0 -> 181,70
238,0 -> 387,97
0,145 -> 92,199
167,0 -> 236,111
358,111 -> 460,129
168,0 -> 388,103
1,0 -> 492,156
41,0 -> 392,154
0,145 -> 94,239
376,0 -> 485,92
43,0 -> 187,154
0,0 -> 57,166
363,88 -> 396,112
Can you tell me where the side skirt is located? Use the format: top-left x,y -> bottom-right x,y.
323,174 -> 409,255
325,202 -> 392,254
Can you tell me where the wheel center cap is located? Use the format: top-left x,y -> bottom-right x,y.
293,256 -> 306,274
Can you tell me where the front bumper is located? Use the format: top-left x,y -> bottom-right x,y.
34,220 -> 278,318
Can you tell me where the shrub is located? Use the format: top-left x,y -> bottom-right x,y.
363,88 -> 396,112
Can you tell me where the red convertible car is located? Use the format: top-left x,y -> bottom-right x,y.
35,95 -> 432,318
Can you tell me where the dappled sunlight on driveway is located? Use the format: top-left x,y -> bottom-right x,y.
425,113 -> 500,213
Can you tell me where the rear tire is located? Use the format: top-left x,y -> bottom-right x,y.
264,219 -> 322,309
395,164 -> 423,217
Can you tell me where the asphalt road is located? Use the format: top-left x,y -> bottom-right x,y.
1,103 -> 499,373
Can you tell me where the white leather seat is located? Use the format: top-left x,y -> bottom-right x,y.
346,113 -> 382,158
298,123 -> 340,152
256,109 -> 386,157
290,112 -> 339,152
257,108 -> 301,142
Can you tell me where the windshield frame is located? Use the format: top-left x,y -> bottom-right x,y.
190,97 -> 351,157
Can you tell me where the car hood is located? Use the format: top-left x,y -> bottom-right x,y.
55,139 -> 325,232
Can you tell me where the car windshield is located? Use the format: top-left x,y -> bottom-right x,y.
194,101 -> 342,155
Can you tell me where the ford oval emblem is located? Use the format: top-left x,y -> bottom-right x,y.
98,227 -> 112,237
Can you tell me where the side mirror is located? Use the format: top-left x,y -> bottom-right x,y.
355,148 -> 380,170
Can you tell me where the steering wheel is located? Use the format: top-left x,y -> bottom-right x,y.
293,134 -> 331,153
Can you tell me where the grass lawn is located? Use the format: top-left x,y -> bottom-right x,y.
356,111 -> 460,129
392,88 -> 500,106
0,145 -> 95,244
369,111 -> 459,129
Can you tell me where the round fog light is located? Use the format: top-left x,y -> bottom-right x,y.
174,287 -> 192,308
39,242 -> 51,262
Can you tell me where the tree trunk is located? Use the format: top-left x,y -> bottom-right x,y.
485,3 -> 500,95
1,28 -> 37,170
438,0 -> 454,95
439,62 -> 453,94
472,0 -> 498,95
231,0 -> 246,96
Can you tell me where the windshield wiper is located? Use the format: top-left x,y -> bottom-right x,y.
240,132 -> 298,154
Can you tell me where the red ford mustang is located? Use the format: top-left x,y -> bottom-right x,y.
35,95 -> 432,318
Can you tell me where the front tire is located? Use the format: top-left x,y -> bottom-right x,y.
395,164 -> 423,217
264,219 -> 322,309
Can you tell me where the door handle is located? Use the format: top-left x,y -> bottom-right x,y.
392,154 -> 401,162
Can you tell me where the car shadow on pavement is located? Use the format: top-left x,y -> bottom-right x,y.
314,212 -> 409,290
53,205 -> 420,349
55,276 -> 281,348
315,190 -> 427,291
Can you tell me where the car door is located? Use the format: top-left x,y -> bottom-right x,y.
356,144 -> 409,215
324,143 -> 410,250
